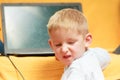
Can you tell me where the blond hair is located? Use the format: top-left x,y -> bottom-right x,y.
47,8 -> 88,36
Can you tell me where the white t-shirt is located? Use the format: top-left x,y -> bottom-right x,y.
61,48 -> 111,80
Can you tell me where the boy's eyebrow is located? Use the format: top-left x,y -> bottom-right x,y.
67,36 -> 79,40
52,40 -> 61,43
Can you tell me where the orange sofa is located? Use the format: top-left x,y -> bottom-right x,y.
0,53 -> 120,80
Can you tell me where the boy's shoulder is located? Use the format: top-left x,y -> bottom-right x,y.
88,47 -> 111,70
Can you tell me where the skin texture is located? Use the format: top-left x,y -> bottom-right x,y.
48,28 -> 92,66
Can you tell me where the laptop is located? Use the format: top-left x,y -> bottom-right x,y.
1,3 -> 82,56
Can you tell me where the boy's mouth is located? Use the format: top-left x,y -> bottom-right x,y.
63,55 -> 71,59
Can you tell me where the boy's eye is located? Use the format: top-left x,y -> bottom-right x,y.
55,44 -> 62,47
68,41 -> 75,44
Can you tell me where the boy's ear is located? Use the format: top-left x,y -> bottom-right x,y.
48,39 -> 59,61
48,39 -> 54,50
84,33 -> 92,47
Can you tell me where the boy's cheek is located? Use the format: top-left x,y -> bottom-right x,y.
54,53 -> 60,61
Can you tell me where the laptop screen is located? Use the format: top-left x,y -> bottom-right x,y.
1,3 -> 82,55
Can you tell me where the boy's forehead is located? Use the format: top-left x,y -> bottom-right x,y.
49,27 -> 81,35
50,28 -> 81,38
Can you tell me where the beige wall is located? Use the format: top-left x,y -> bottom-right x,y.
0,0 -> 120,52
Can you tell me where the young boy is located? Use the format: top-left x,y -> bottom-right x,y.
47,8 -> 110,80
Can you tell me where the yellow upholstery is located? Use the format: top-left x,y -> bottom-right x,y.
0,55 -> 64,80
0,53 -> 120,80
103,53 -> 120,80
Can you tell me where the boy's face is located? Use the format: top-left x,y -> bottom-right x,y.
48,29 -> 92,66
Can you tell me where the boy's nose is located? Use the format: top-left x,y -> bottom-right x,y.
61,44 -> 68,54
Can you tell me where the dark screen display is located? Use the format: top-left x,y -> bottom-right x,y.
1,3 -> 82,55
